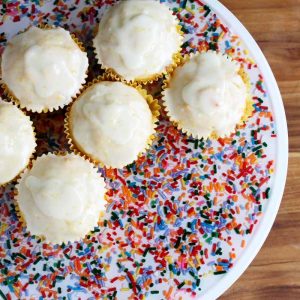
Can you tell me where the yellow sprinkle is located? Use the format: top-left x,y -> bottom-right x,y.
219,31 -> 225,41
185,7 -> 194,15
0,223 -> 8,235
121,288 -> 130,292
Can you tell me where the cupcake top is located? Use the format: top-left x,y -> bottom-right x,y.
1,26 -> 88,112
163,51 -> 248,138
93,0 -> 182,81
69,81 -> 155,168
16,153 -> 107,244
0,100 -> 36,185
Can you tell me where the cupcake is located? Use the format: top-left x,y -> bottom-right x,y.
66,78 -> 160,168
93,0 -> 182,83
1,26 -> 88,113
162,51 -> 252,139
0,99 -> 36,186
15,153 -> 107,244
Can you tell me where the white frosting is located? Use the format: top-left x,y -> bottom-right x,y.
0,100 -> 36,185
1,27 -> 88,112
164,52 -> 248,138
93,0 -> 182,81
70,82 -> 154,168
16,153 -> 107,243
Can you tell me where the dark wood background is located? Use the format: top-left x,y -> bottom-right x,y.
219,1 -> 300,299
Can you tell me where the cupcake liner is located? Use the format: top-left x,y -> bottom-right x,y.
0,109 -> 37,188
0,24 -> 88,113
162,50 -> 254,140
93,23 -> 184,85
14,151 -> 107,245
64,73 -> 161,169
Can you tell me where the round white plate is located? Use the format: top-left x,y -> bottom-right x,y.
0,1 -> 288,299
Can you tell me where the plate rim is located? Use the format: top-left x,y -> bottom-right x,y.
199,1 -> 289,299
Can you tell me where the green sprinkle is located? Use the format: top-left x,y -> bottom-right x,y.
56,276 -> 65,281
204,194 -> 210,200
14,253 -> 26,260
203,5 -> 211,17
0,289 -> 7,300
184,173 -> 192,181
214,271 -> 227,275
265,187 -> 270,199
253,145 -> 263,152
182,41 -> 189,48
174,237 -> 181,249
215,248 -> 222,255
178,282 -> 185,289
6,240 -> 11,249
143,247 -> 150,257
111,212 -> 119,220
34,257 -> 42,265
234,228 -> 240,234
250,186 -> 257,195
33,273 -> 40,281
150,291 -> 159,294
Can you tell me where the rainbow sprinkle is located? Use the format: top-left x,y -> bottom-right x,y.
0,0 -> 275,299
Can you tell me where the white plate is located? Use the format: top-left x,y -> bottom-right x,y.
0,1 -> 288,299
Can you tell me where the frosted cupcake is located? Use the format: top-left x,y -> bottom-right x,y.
15,153 -> 107,244
66,79 -> 159,168
163,51 -> 252,139
93,0 -> 182,83
0,99 -> 36,186
1,26 -> 88,113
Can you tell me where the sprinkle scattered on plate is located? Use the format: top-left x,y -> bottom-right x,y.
0,1 -> 287,299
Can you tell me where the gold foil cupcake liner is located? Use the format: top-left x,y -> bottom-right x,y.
162,50 -> 254,140
0,110 -> 37,188
0,24 -> 88,113
13,151 -> 107,245
93,23 -> 184,85
64,73 -> 161,169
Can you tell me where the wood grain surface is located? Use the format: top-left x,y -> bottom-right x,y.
219,1 -> 300,299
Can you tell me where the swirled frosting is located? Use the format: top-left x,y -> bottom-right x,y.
164,52 -> 248,138
93,0 -> 182,81
1,27 -> 88,112
70,81 -> 154,168
0,100 -> 36,185
16,153 -> 107,243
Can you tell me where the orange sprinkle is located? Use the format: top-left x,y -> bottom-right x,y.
216,265 -> 223,271
241,240 -> 246,248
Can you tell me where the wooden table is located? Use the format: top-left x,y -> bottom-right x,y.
219,1 -> 300,299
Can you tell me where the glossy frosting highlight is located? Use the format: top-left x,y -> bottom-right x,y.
93,0 -> 182,81
164,52 -> 248,138
0,100 -> 36,185
1,27 -> 88,112
16,153 -> 107,244
70,81 -> 154,168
